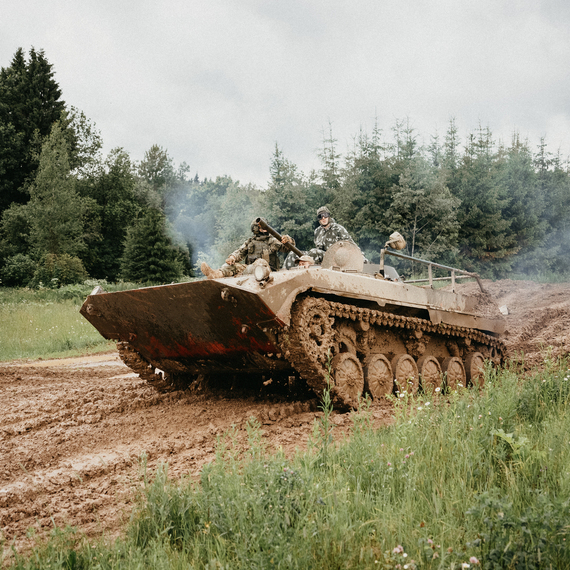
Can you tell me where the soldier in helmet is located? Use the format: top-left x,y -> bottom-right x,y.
284,206 -> 356,269
313,206 -> 355,259
201,218 -> 294,279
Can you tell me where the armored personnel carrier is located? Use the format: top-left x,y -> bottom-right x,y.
80,224 -> 506,409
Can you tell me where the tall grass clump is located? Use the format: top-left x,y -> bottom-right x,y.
7,357 -> 570,569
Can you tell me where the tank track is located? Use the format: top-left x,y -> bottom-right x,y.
278,296 -> 506,409
117,342 -> 179,392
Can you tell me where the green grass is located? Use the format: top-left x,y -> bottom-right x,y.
0,278 -> 198,362
6,357 -> 570,569
0,281 -> 140,361
0,298 -> 114,361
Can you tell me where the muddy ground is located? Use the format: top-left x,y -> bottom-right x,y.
1,278 -> 570,558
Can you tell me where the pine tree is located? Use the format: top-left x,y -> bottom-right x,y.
27,122 -> 92,258
261,144 -> 316,250
0,48 -> 65,212
120,209 -> 184,283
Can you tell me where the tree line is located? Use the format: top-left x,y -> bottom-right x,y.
1,48 -> 569,288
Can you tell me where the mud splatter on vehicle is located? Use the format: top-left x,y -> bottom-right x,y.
81,224 -> 506,409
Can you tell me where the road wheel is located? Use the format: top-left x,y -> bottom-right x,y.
331,353 -> 364,408
465,352 -> 485,388
442,357 -> 466,391
364,354 -> 393,400
391,354 -> 419,394
417,355 -> 442,393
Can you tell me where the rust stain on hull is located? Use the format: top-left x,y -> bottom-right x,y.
80,280 -> 281,372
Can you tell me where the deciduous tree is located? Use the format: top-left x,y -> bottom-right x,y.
78,148 -> 142,280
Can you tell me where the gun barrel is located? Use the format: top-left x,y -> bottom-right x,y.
255,218 -> 304,257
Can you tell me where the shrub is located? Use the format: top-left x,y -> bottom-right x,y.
0,254 -> 37,286
30,253 -> 88,288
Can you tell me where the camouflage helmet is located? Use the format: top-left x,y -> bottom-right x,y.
317,206 -> 331,220
251,217 -> 268,235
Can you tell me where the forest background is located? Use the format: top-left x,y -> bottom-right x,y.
1,48 -> 570,288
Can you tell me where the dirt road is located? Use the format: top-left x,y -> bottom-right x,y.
0,355 -> 392,555
454,278 -> 570,367
1,279 -> 569,556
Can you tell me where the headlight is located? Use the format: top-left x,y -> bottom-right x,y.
254,265 -> 271,281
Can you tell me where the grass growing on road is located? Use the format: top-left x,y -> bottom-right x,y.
6,357 -> 570,569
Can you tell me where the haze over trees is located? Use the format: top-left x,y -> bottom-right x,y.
1,47 -> 569,287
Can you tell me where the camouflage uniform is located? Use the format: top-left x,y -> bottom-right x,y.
312,217 -> 355,260
219,234 -> 289,277
284,210 -> 356,269
201,218 -> 294,279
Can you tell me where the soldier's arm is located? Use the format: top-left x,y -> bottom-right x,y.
267,236 -> 293,253
314,227 -> 325,248
277,235 -> 295,252
337,225 -> 356,244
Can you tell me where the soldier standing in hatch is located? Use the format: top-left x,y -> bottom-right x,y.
201,218 -> 294,279
284,206 -> 356,269
312,206 -> 355,260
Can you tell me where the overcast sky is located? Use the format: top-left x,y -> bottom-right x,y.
3,0 -> 570,186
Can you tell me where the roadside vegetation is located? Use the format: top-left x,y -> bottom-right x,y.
5,357 -> 570,569
0,281 -> 159,361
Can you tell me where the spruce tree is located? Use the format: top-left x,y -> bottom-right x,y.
261,144 -> 316,250
28,122 -> 91,258
318,121 -> 342,205
120,209 -> 184,283
529,141 -> 570,274
452,126 -> 518,276
498,135 -> 545,254
386,159 -> 459,263
0,48 -> 65,213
